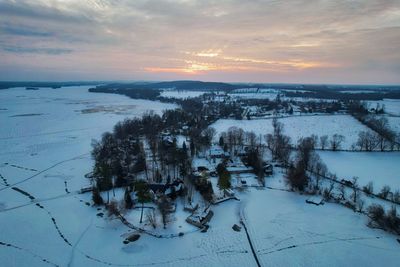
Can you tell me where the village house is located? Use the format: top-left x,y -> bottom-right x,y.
208,146 -> 229,159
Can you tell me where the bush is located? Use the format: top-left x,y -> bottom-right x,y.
367,204 -> 385,222
367,204 -> 400,234
386,206 -> 399,231
362,182 -> 374,195
194,179 -> 214,203
107,199 -> 119,217
378,185 -> 391,199
286,165 -> 308,191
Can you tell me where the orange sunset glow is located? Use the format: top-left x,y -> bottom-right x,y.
0,0 -> 399,84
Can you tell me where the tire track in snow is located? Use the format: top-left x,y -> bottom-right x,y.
5,163 -> 38,172
64,181 -> 71,194
257,236 -> 294,253
0,240 -> 59,267
0,190 -> 81,213
239,200 -> 262,267
75,251 -> 207,267
68,218 -> 93,267
0,153 -> 89,192
260,236 -> 382,255
0,173 -> 9,186
9,186 -> 72,246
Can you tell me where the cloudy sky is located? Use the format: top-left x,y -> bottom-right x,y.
0,0 -> 399,84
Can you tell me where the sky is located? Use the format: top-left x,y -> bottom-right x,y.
0,0 -> 399,84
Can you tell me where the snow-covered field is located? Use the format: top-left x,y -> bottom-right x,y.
160,90 -> 206,99
242,187 -> 400,266
318,151 -> 400,191
211,115 -> 370,149
368,99 -> 400,116
1,87 -> 399,266
386,116 -> 400,134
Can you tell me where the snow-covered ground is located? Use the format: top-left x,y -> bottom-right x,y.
318,151 -> 400,191
160,90 -> 206,99
211,115 -> 370,149
229,93 -> 279,100
1,87 -> 399,266
242,186 -> 400,266
368,99 -> 400,116
386,116 -> 400,134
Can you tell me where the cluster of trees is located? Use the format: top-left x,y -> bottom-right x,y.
296,100 -> 343,114
91,109 -> 215,193
286,137 -> 326,191
349,102 -> 398,151
193,177 -> 214,203
216,162 -> 231,191
306,134 -> 345,151
367,205 -> 400,235
347,100 -> 369,115
285,90 -> 400,101
91,131 -> 145,191
354,115 -> 398,151
243,148 -> 265,182
265,118 -> 291,165
219,127 -> 263,154
93,180 -> 152,223
362,182 -> 400,204
89,87 -> 161,100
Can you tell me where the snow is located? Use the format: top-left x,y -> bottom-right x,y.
318,151 -> 400,191
242,187 -> 400,266
386,116 -> 400,134
211,115 -> 370,149
368,99 -> 400,116
160,90 -> 206,99
1,86 -> 400,266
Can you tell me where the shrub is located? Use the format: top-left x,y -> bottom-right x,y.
107,199 -> 119,217
367,204 -> 400,234
362,181 -> 374,195
367,204 -> 385,222
286,165 -> 308,191
378,185 -> 391,199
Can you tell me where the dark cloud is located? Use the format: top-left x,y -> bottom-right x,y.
0,1 -> 90,24
0,23 -> 54,37
2,46 -> 72,55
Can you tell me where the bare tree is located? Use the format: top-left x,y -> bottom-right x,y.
362,181 -> 374,195
379,185 -> 391,199
338,184 -> 346,200
246,131 -> 257,149
320,135 -> 328,150
356,130 -> 379,151
350,177 -> 359,204
330,134 -> 345,151
265,118 -> 292,166
106,199 -> 119,218
158,195 -> 171,229
146,210 -> 157,229
202,127 -> 216,147
323,181 -> 335,200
